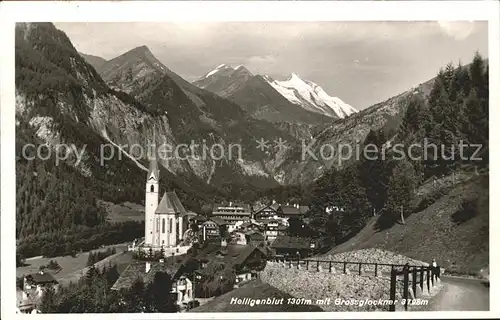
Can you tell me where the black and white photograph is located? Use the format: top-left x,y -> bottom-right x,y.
1,1 -> 499,318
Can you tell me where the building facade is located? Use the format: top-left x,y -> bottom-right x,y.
212,202 -> 251,227
143,155 -> 190,255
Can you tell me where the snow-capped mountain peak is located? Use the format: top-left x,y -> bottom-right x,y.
265,73 -> 357,119
205,64 -> 233,78
193,64 -> 253,97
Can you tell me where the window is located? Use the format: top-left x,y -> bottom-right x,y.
169,218 -> 173,233
156,218 -> 160,232
162,218 -> 165,233
150,185 -> 155,192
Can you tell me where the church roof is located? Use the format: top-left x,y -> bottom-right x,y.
155,191 -> 187,215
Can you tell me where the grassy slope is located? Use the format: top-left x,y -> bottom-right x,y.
190,279 -> 323,312
98,200 -> 144,223
327,174 -> 489,275
16,244 -> 131,280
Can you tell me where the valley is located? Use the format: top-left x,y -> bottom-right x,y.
13,21 -> 489,314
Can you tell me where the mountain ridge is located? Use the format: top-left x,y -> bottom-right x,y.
194,63 -> 357,120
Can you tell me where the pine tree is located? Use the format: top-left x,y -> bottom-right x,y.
123,278 -> 146,312
378,159 -> 417,229
145,272 -> 178,312
469,51 -> 486,99
444,62 -> 457,101
400,95 -> 425,140
39,285 -> 57,313
359,129 -> 388,212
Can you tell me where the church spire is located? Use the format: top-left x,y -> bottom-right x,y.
147,133 -> 159,181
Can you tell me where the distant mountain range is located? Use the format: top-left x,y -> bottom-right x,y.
77,44 -> 437,187
193,64 -> 357,124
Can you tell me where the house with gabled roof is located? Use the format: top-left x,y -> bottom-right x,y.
201,217 -> 227,241
253,203 -> 279,220
192,242 -> 268,286
270,235 -> 316,258
111,255 -> 194,306
277,204 -> 304,218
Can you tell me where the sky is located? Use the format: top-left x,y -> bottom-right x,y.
55,21 -> 488,110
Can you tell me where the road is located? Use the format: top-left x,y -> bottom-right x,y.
426,276 -> 489,311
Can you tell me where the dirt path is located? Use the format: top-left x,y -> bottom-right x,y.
426,276 -> 489,311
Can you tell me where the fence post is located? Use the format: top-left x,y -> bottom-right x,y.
343,262 -> 346,274
412,268 -> 417,298
306,260 -> 309,270
420,266 -> 424,292
359,263 -> 362,275
426,267 -> 431,293
375,263 -> 378,277
329,261 -> 333,273
389,267 -> 396,312
431,267 -> 435,287
317,261 -> 320,272
403,267 -> 409,311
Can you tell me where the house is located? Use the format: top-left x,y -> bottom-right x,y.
201,217 -> 226,241
277,204 -> 303,219
17,270 -> 59,314
16,288 -> 37,314
263,219 -> 279,242
24,270 -> 59,297
212,202 -> 251,227
229,231 -> 247,245
193,242 -> 268,287
237,221 -> 262,233
111,256 -> 193,306
254,203 -> 279,220
270,235 -> 316,258
245,231 -> 265,246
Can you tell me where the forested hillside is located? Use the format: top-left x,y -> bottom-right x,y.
301,53 -> 489,254
14,23 -> 224,258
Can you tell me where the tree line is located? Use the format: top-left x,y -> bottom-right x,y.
39,263 -> 178,313
303,52 -> 489,251
86,247 -> 117,267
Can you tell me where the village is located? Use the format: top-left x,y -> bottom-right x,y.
16,157 -> 319,313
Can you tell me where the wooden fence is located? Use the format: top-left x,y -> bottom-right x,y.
267,257 -> 441,311
389,264 -> 441,311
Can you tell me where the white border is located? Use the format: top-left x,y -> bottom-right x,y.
1,1 -> 499,319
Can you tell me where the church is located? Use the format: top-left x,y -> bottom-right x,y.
138,155 -> 191,256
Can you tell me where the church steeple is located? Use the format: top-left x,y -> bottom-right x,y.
147,135 -> 159,181
147,156 -> 159,181
145,135 -> 160,247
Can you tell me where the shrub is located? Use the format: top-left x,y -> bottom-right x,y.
452,198 -> 479,225
47,259 -> 60,270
